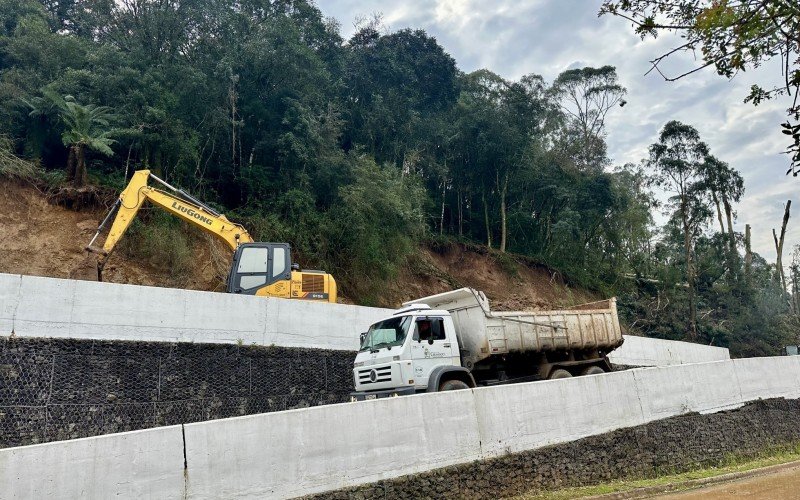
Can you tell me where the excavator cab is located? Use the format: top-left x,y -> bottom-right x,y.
228,243 -> 336,301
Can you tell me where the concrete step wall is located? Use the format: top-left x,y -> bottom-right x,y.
2,356 -> 798,499
0,273 -> 729,365
608,334 -> 730,366
0,273 -> 391,351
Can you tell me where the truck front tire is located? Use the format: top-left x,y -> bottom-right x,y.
439,379 -> 470,391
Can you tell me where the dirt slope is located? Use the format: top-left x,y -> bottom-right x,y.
0,179 -> 596,310
0,179 -> 224,291
390,242 -> 596,310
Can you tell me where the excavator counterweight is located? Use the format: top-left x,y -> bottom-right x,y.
83,170 -> 337,303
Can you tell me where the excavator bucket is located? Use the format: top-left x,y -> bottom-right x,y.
69,252 -> 101,281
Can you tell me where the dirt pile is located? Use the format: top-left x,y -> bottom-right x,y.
0,179 -> 596,309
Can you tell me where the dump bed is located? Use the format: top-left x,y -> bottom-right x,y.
403,288 -> 623,367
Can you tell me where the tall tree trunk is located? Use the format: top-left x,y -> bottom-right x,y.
72,144 -> 87,187
439,179 -> 446,235
498,173 -> 509,253
744,224 -> 752,278
721,195 -> 739,279
457,186 -> 463,237
230,79 -> 238,169
482,189 -> 492,249
65,146 -> 77,183
711,191 -> 725,234
773,200 -> 791,296
792,262 -> 800,315
124,142 -> 133,181
681,194 -> 697,340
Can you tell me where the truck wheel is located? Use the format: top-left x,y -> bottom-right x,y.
439,380 -> 470,391
549,369 -> 572,380
581,366 -> 605,376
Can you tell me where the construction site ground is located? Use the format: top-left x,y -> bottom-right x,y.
0,178 -> 595,310
517,452 -> 800,500
656,461 -> 800,499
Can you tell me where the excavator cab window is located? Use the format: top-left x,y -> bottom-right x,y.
228,243 -> 292,294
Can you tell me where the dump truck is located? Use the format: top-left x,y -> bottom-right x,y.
351,288 -> 623,400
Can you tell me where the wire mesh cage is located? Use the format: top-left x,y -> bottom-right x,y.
0,338 -> 354,448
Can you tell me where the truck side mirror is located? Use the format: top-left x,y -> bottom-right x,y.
359,332 -> 367,345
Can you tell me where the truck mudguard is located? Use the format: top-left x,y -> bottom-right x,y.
427,366 -> 477,392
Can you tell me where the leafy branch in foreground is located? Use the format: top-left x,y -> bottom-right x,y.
600,0 -> 800,175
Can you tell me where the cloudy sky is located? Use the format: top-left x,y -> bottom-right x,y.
317,0 -> 797,260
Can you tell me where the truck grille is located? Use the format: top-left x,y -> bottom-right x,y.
302,274 -> 325,293
357,365 -> 392,384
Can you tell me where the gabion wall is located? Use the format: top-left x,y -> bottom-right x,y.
0,337 -> 355,448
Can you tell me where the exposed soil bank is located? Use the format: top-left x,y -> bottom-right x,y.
0,179 -> 594,309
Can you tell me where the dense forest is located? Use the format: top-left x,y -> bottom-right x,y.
0,0 -> 797,356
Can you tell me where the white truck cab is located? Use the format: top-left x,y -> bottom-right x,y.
350,303 -> 474,400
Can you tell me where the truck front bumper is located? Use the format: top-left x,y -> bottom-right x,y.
350,386 -> 416,402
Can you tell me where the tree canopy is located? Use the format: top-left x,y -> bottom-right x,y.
0,0 -> 796,354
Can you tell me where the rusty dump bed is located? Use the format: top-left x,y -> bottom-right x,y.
403,288 -> 623,367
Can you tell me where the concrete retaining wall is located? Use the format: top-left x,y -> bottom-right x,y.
609,334 -> 730,366
0,273 -> 391,351
3,355 -> 799,499
2,273 -> 729,366
309,398 -> 800,499
0,425 -> 185,499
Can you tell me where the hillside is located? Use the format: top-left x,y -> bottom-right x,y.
0,179 -> 595,310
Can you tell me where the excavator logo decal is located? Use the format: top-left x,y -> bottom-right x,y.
171,201 -> 213,225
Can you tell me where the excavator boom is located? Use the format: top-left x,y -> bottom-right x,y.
87,170 -> 252,264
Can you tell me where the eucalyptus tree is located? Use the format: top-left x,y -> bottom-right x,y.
647,121 -> 711,339
551,66 -> 627,171
699,155 -> 744,277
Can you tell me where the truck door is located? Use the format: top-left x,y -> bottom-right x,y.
410,317 -> 458,389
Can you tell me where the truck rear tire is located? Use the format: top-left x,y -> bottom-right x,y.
439,380 -> 470,391
581,366 -> 605,376
549,368 -> 572,379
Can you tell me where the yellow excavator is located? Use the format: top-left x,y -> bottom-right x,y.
84,169 -> 337,302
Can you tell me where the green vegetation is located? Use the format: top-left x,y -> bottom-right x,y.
0,0 -> 796,353
518,443 -> 800,499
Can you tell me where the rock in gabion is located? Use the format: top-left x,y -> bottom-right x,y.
0,337 -> 355,448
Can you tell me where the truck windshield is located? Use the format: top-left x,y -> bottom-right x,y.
360,316 -> 412,351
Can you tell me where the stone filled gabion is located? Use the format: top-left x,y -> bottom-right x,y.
0,337 -> 355,448
304,398 -> 800,500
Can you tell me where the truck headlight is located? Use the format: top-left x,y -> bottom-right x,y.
354,361 -> 364,367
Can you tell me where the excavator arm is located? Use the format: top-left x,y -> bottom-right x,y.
87,170 -> 253,273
